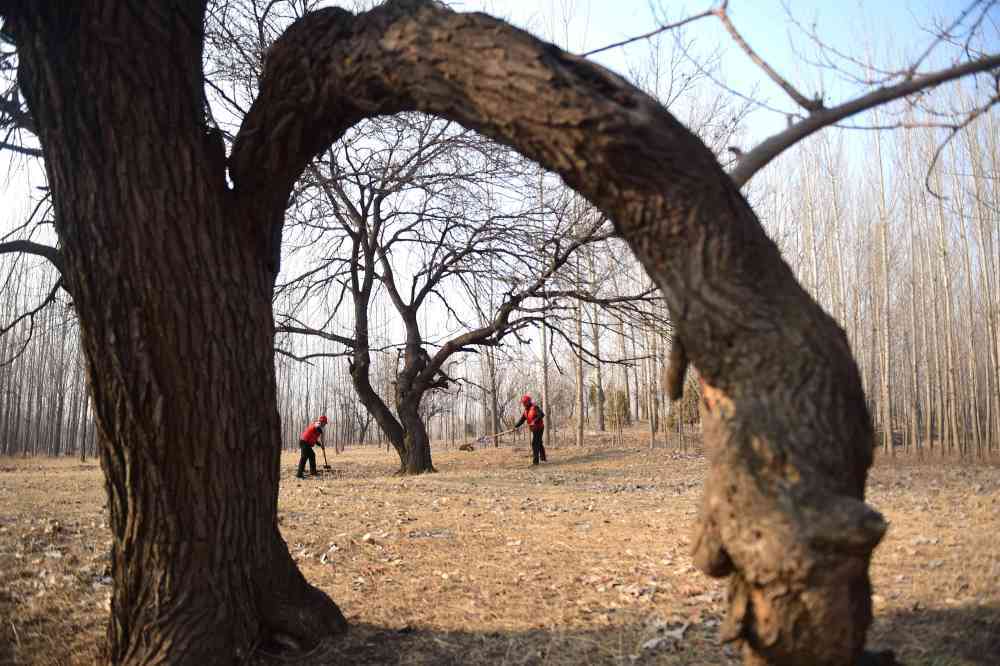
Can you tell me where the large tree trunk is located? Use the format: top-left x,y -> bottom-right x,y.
9,5 -> 345,662
396,393 -> 435,474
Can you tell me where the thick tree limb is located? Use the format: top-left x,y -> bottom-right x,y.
0,239 -> 63,273
233,1 -> 885,662
730,53 -> 1000,185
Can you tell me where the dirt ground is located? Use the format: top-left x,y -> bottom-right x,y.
1,436 -> 998,665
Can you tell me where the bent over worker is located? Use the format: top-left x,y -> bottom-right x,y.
515,394 -> 547,465
297,415 -> 327,479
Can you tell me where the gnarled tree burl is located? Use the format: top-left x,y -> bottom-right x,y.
1,1 -> 885,664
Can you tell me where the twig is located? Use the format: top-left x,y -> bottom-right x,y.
580,3 -> 720,58
924,91 -> 1000,198
730,52 -> 1000,186
714,4 -> 823,112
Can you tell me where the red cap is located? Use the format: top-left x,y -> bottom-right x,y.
521,395 -> 532,406
319,415 -> 328,424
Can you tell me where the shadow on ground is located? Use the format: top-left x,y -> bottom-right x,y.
252,619 -> 735,666
250,603 -> 1000,666
868,603 -> 1000,666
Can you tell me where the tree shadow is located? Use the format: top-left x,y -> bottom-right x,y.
539,447 -> 641,468
867,602 -> 1000,665
251,603 -> 1000,665
253,619 -> 738,665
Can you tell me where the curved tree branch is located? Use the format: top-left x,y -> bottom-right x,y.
233,1 -> 885,662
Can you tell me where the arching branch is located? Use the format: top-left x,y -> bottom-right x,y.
232,2 -> 885,663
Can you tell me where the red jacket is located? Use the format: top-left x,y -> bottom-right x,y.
517,404 -> 545,432
300,421 -> 325,445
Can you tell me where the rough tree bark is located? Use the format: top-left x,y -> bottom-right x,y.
4,3 -> 346,663
7,0 -> 887,663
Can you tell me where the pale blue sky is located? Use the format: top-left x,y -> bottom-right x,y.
454,0 -> 998,144
2,1 -> 996,230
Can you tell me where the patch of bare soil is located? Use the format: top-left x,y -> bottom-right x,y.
1,439 -> 998,665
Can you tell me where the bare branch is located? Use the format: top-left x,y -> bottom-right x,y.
0,93 -> 36,134
0,138 -> 41,157
730,52 -> 1000,186
580,3 -> 719,58
274,347 -> 351,364
0,277 -> 62,338
714,3 -> 822,112
275,323 -> 356,348
0,239 -> 63,273
924,90 -> 1000,198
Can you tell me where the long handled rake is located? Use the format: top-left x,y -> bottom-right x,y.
475,427 -> 518,445
320,443 -> 333,471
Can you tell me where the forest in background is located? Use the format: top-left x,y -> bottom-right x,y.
1,1 -> 997,461
2,95 -> 997,460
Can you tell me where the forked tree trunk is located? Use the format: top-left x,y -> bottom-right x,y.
9,5 -> 345,662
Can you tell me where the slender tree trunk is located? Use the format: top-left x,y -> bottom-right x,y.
647,325 -> 659,447
630,322 -> 642,420
932,162 -> 962,454
909,211 -> 921,455
966,120 -> 1000,452
591,305 -> 605,432
957,197 -> 983,455
541,310 -> 551,452
575,300 -> 585,447
79,384 -> 90,463
871,125 -> 894,457
618,316 -> 631,423
925,229 -> 945,453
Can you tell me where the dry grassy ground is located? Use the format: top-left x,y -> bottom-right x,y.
1,436 -> 998,665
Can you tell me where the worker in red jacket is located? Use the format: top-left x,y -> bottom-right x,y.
297,415 -> 327,479
514,394 -> 547,465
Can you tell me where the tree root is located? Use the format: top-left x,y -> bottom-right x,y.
256,538 -> 348,656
